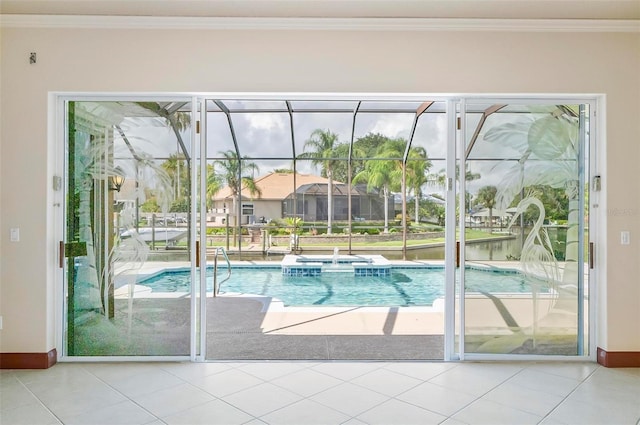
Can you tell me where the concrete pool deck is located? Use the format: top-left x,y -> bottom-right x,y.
115,259 -> 446,336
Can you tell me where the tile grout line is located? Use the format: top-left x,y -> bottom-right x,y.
147,363 -> 269,424
13,375 -> 65,425
535,363 -> 602,423
158,363 -> 310,423
307,364 -> 457,423
5,362 -> 604,425
415,364 -> 529,421
80,363 -> 194,425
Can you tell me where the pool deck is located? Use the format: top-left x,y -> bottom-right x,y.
115,259 -> 446,336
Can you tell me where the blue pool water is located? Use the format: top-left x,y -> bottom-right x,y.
138,266 -> 546,307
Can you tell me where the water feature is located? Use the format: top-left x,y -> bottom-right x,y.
281,253 -> 390,276
320,247 -> 355,273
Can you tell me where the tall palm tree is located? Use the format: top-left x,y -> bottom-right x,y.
300,129 -> 341,234
353,139 -> 404,233
205,163 -> 222,212
161,153 -> 189,200
212,150 -> 261,225
405,146 -> 432,223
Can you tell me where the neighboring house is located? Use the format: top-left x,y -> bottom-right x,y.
210,172 -> 391,224
210,172 -> 331,224
283,182 -> 390,222
468,207 -> 518,226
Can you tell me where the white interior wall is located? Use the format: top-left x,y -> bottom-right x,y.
1,26 -> 639,354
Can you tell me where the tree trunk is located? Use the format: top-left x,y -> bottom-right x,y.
383,187 -> 389,233
488,207 -> 493,234
327,171 -> 333,235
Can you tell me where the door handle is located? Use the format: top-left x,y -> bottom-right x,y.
59,241 -> 64,268
196,240 -> 200,268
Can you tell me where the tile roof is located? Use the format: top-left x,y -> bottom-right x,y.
213,172 -> 336,200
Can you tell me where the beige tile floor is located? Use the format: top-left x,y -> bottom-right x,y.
1,361 -> 639,425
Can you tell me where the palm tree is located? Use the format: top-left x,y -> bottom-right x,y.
205,163 -> 223,212
405,146 -> 432,223
212,150 -> 261,225
299,129 -> 341,234
161,153 -> 189,200
475,185 -> 498,233
345,132 -> 391,180
353,139 -> 404,233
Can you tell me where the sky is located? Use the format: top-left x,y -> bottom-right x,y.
113,99 -> 450,190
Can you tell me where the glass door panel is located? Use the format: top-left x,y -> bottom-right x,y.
63,100 -> 194,357
461,101 -> 589,356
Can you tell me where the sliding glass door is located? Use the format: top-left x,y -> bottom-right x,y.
458,100 -> 592,358
59,94 -> 594,361
62,99 -> 197,357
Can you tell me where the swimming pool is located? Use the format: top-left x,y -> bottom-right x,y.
137,266 -> 547,307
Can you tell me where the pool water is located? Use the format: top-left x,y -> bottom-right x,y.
138,266 -> 547,307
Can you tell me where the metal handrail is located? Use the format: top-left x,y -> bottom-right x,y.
212,247 -> 231,296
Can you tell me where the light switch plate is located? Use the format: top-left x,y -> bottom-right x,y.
621,231 -> 630,245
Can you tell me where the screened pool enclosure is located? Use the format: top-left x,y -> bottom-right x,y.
59,95 -> 595,361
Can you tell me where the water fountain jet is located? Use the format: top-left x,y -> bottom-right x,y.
281,252 -> 390,277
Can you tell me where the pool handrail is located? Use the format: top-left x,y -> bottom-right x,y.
212,247 -> 232,296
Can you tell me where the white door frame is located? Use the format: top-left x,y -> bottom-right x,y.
51,92 -> 600,362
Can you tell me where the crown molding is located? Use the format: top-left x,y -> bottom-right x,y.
1,14 -> 639,32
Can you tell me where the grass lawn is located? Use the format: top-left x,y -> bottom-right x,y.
150,228 -> 510,250
297,229 -> 510,248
